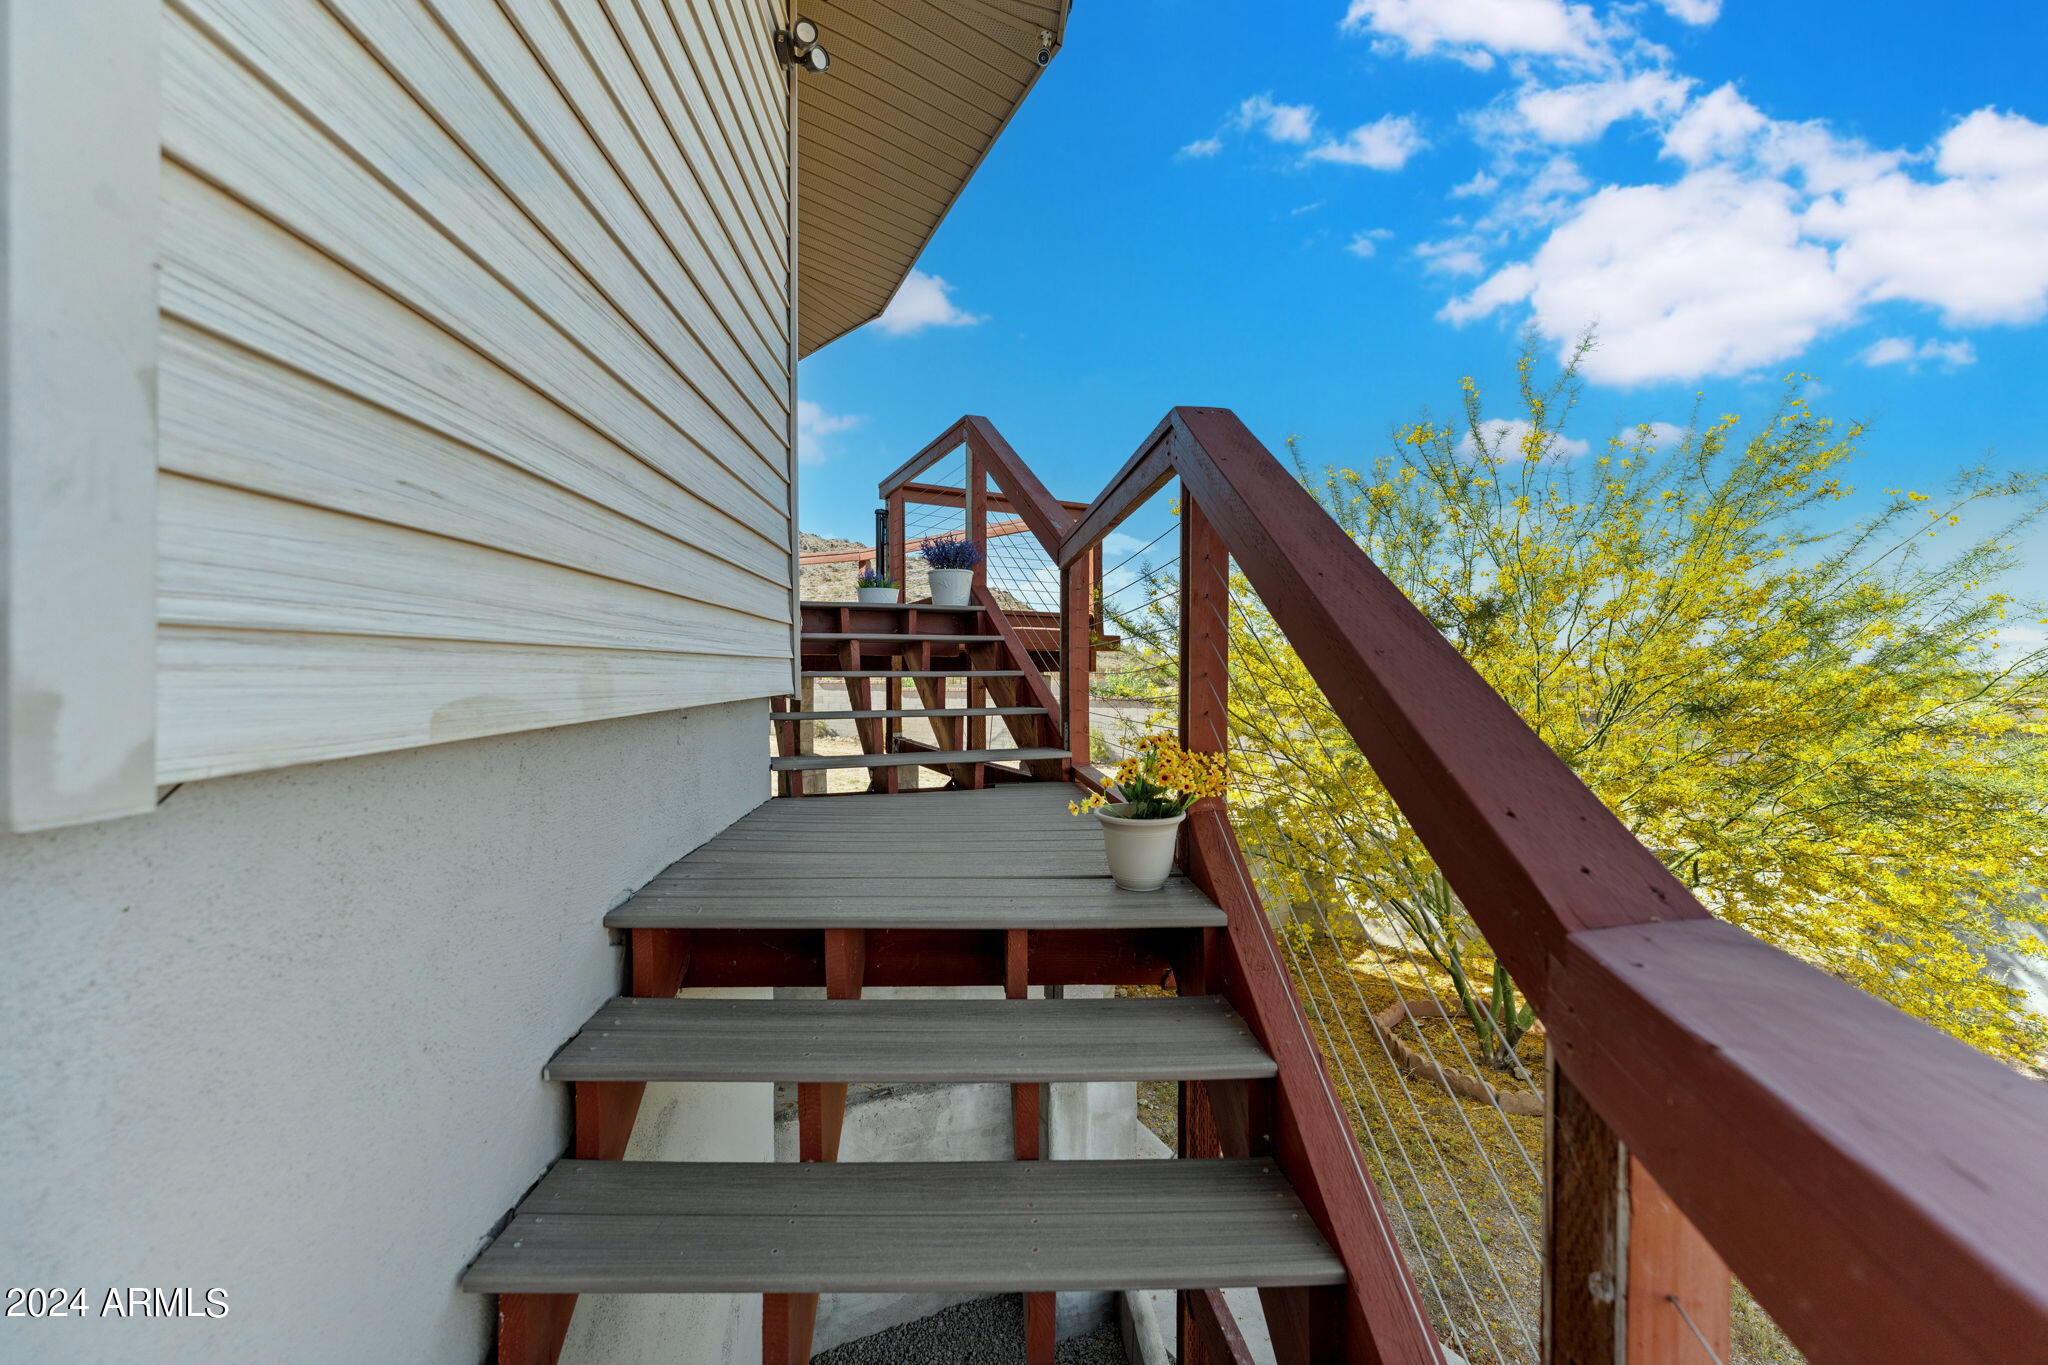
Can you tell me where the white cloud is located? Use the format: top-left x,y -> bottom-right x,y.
1345,228 -> 1396,258
796,400 -> 861,466
1662,84 -> 1768,166
1655,0 -> 1721,23
1417,237 -> 1488,276
874,269 -> 986,336
1443,104 -> 2048,385
1858,336 -> 1978,370
1182,96 -> 1424,174
1292,200 -> 1327,216
1458,417 -> 1592,461
1475,154 -> 1592,230
1452,169 -> 1501,198
1995,624 -> 2048,658
1237,93 -> 1318,145
1306,115 -> 1428,170
1638,420 -> 1689,448
1515,72 -> 1692,145
1445,169 -> 1857,383
1809,110 -> 2048,326
1341,0 -> 1614,70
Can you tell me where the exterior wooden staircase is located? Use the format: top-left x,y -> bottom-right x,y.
465,783 -> 1386,1365
770,596 -> 1070,793
466,407 -> 2048,1365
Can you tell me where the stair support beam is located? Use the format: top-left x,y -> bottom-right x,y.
971,584 -> 1069,781
770,928 -> 868,1365
1007,928 -> 1055,1365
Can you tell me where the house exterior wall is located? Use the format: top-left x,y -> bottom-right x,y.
156,0 -> 795,784
0,701 -> 770,1364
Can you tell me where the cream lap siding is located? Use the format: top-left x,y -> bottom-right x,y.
154,0 -> 793,784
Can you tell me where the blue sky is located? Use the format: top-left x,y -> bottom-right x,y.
796,0 -> 2048,594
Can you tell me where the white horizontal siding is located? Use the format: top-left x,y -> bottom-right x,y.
156,0 -> 794,780
157,629 -> 784,782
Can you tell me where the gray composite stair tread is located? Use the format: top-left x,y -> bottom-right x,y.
461,1158 -> 1342,1295
544,995 -> 1276,1083
803,600 -> 985,611
769,747 -> 1067,772
801,669 -> 1026,679
781,706 -> 1049,721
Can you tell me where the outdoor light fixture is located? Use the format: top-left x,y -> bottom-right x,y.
780,19 -> 829,73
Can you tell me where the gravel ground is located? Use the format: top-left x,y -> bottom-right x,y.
811,1294 -> 1128,1365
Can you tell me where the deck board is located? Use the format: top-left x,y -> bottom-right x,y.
604,784 -> 1221,928
461,1159 -> 1343,1294
544,995 -> 1274,1083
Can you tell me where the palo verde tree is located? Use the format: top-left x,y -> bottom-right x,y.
1112,343 -> 2048,1069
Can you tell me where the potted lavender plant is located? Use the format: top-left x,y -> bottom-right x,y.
921,536 -> 983,607
856,566 -> 898,604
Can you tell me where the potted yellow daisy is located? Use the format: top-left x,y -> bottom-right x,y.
1070,734 -> 1227,891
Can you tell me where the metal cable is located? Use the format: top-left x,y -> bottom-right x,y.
1198,795 -> 1452,1362
1229,595 -> 1549,1186
1194,610 -> 1544,1356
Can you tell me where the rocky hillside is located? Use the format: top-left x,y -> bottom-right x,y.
798,532 -> 1029,609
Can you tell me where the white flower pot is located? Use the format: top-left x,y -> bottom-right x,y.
857,587 -> 898,604
1094,803 -> 1187,892
928,567 -> 973,607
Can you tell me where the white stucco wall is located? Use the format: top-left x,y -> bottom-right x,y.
0,701 -> 770,1364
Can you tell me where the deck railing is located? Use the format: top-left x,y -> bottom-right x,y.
879,409 -> 2048,1363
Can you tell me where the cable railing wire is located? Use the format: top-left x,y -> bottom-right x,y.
1229,597 -> 1548,1186
1206,657 -> 1540,1361
1085,533 -> 1545,1360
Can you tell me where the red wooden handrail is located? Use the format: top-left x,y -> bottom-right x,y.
881,417 -> 1093,771
897,480 -> 1091,517
881,416 -> 1076,556
1042,405 -> 2048,1363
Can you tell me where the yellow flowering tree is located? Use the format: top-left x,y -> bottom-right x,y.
1112,345 -> 2048,1067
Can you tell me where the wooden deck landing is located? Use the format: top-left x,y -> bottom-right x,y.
603,784 -> 1226,930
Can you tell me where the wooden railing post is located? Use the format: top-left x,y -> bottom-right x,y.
886,491 -> 906,602
1179,493 -> 1228,757
1060,555 -> 1090,771
1545,1057 -> 1731,1363
966,444 -> 988,593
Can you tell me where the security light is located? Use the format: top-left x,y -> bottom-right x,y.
781,18 -> 829,73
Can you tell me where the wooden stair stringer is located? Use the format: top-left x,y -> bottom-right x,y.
969,585 -> 1069,781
